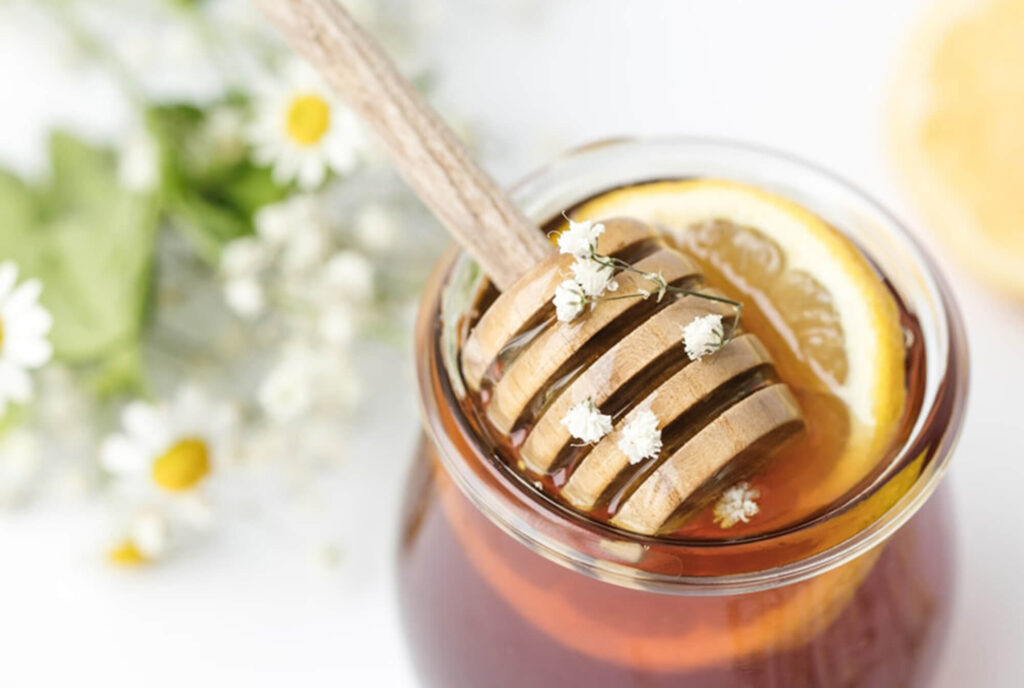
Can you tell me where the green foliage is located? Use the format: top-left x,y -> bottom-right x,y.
0,133 -> 159,393
0,102 -> 288,397
148,103 -> 287,263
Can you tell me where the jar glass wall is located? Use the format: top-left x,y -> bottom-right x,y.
397,139 -> 968,688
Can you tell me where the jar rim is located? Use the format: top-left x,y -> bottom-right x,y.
414,137 -> 969,594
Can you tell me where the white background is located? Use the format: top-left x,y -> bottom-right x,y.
2,0 -> 1023,686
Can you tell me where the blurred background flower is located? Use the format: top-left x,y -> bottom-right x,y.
0,0 -> 448,564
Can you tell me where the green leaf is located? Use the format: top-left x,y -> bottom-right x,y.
0,132 -> 159,392
147,103 -> 288,262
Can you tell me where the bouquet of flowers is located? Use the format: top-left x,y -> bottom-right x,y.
0,0 -> 452,565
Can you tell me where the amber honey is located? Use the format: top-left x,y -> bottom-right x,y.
397,141 -> 968,688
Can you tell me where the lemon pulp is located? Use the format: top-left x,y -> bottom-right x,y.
561,179 -> 907,534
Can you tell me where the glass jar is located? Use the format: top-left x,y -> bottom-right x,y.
397,139 -> 968,688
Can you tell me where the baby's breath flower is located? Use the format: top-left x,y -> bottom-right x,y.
553,280 -> 587,322
682,313 -> 725,360
353,205 -> 398,253
570,258 -> 617,297
557,219 -> 605,259
617,409 -> 662,464
713,482 -> 761,528
320,250 -> 374,303
221,237 -> 269,277
561,398 -> 612,444
223,277 -> 266,319
221,237 -> 270,319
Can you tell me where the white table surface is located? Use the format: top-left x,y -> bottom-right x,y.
2,1 -> 1022,685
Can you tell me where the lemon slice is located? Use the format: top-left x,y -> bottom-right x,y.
890,0 -> 1024,298
566,179 -> 906,501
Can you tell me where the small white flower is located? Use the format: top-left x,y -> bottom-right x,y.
0,262 -> 54,417
117,129 -> 161,193
100,385 -> 238,495
129,510 -> 171,559
259,352 -> 316,423
254,195 -> 333,273
557,219 -> 605,259
259,344 -> 360,423
248,60 -> 367,190
353,204 -> 398,253
223,277 -> 266,319
617,409 -> 662,464
221,238 -> 270,319
561,398 -> 612,444
221,237 -> 269,278
320,250 -> 374,303
713,482 -> 761,528
318,304 -> 356,345
682,313 -> 725,361
570,258 -> 617,297
553,280 -> 587,322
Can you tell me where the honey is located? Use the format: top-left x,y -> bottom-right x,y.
462,181 -> 923,540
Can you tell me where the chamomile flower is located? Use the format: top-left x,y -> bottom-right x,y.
248,61 -> 367,190
561,398 -> 612,444
100,385 -> 238,496
553,280 -> 587,322
682,313 -> 726,360
556,219 -> 605,259
353,205 -> 398,253
109,510 -> 172,566
617,409 -> 662,465
712,482 -> 761,528
0,262 -> 54,417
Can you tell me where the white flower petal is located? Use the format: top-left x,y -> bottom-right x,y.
296,153 -> 327,190
100,435 -> 149,476
0,361 -> 33,404
556,219 -> 605,259
122,401 -> 171,452
130,511 -> 170,559
553,280 -> 586,323
0,279 -> 43,321
570,258 -> 616,297
2,335 -> 53,369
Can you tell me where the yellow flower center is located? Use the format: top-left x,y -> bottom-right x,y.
0,316 -> 5,350
152,438 -> 211,491
109,540 -> 148,566
286,94 -> 331,146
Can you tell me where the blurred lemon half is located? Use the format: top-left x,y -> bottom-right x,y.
891,0 -> 1024,298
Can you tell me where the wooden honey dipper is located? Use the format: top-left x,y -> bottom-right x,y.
260,0 -> 805,535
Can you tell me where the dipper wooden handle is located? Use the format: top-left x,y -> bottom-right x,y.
256,0 -> 550,290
